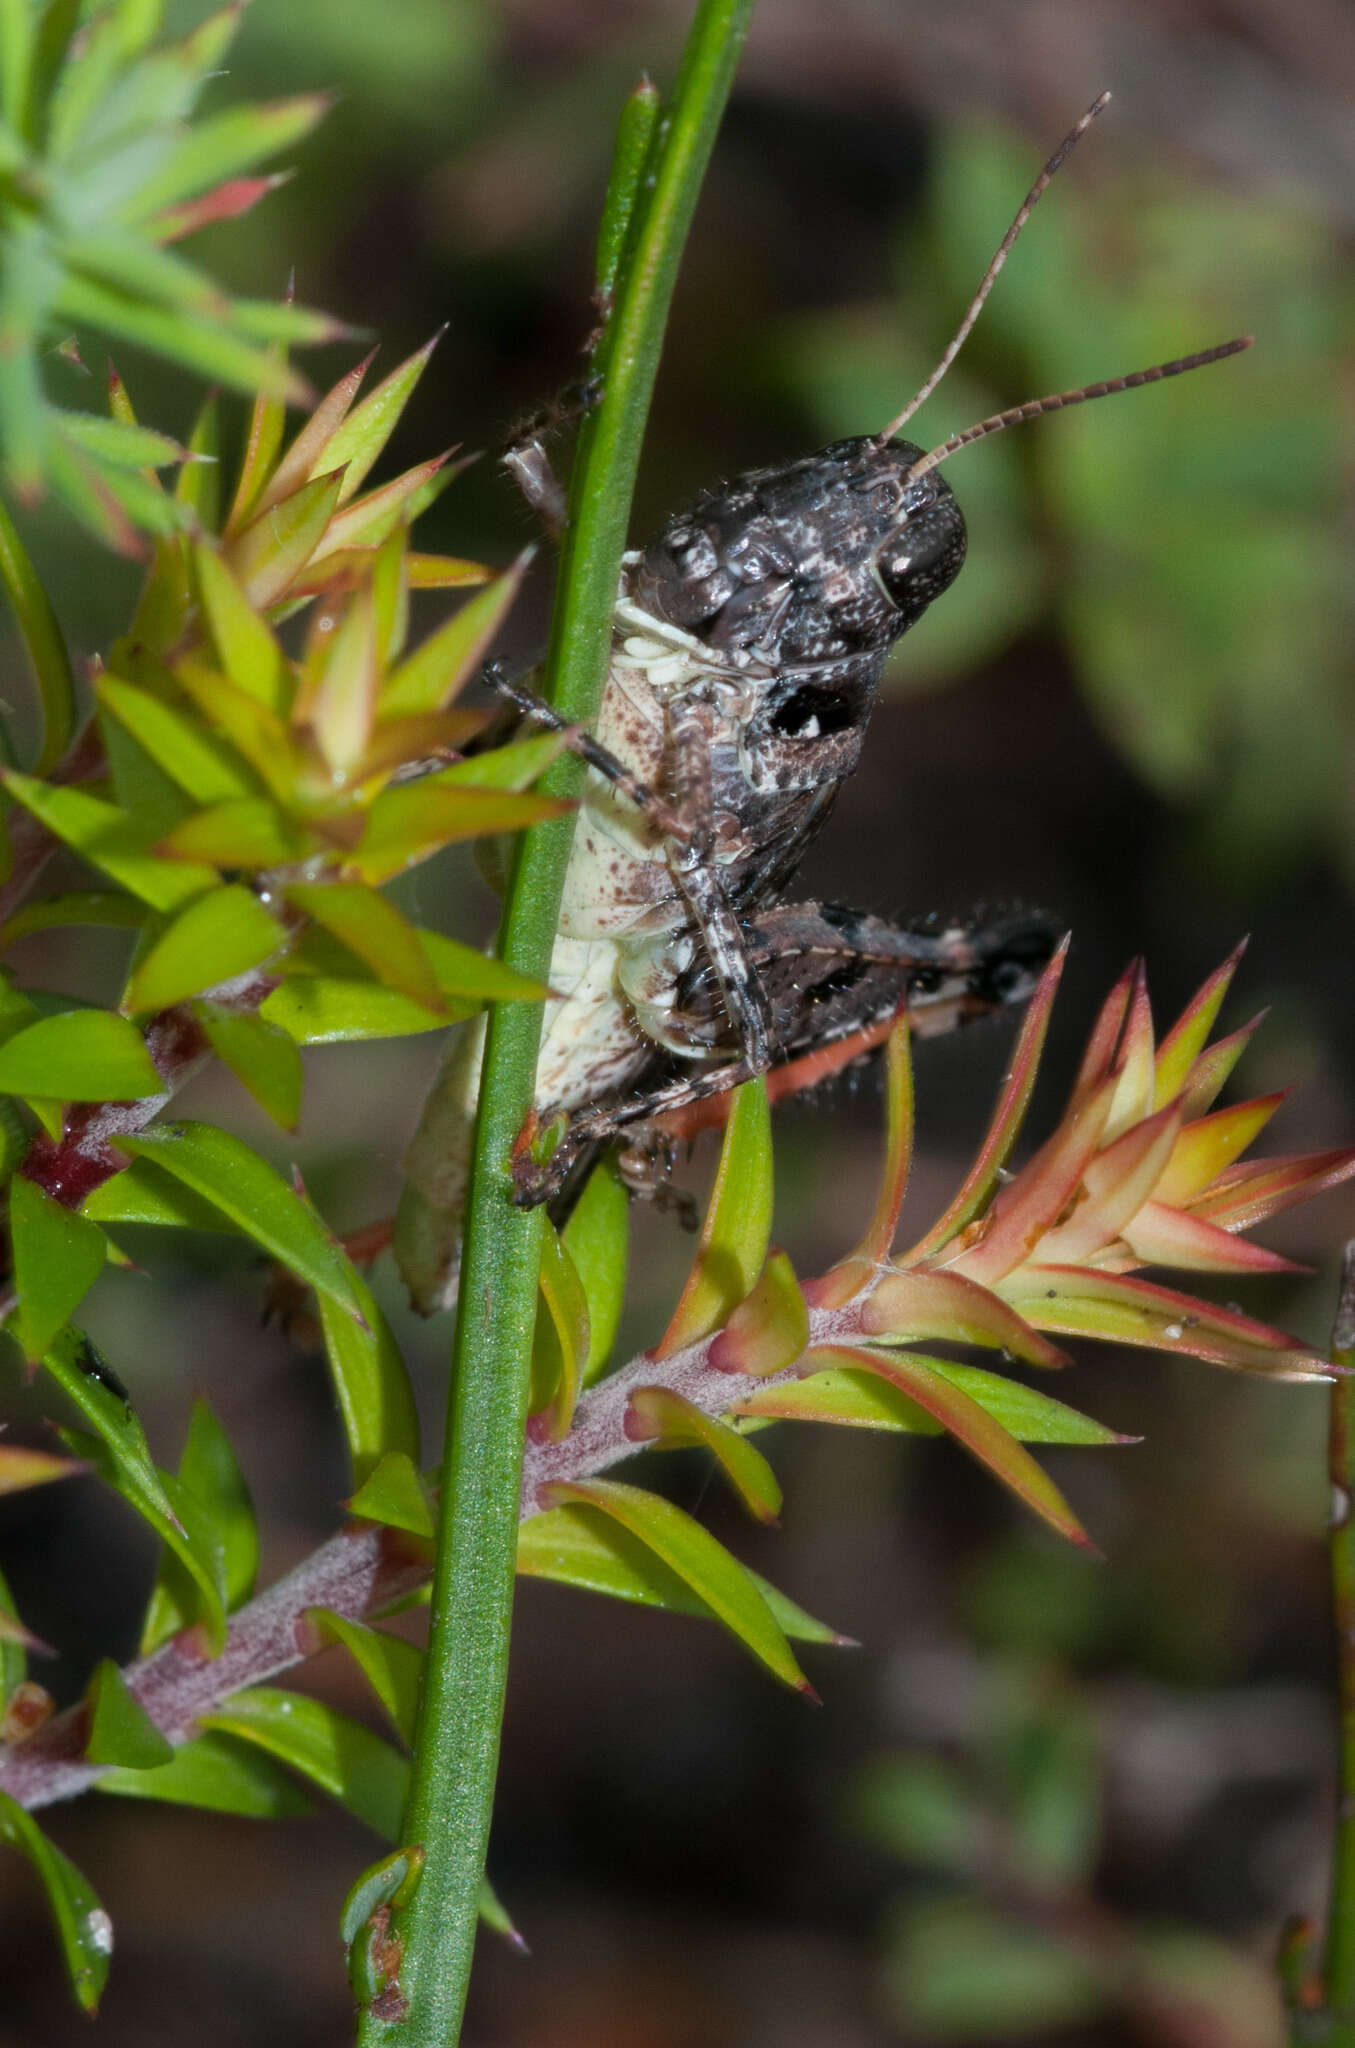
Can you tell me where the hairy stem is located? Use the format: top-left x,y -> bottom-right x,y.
360,7 -> 755,2041
0,1291 -> 881,1817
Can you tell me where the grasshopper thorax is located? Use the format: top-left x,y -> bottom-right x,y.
633,435 -> 967,686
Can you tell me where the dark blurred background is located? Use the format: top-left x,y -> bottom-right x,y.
3,0 -> 1355,2041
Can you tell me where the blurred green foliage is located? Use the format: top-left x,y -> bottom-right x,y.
852,1651 -> 1287,2044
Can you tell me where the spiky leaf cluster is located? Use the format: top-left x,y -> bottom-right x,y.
0,0 -> 338,537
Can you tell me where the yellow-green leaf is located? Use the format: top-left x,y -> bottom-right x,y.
8,1176 -> 109,1362
199,1688 -> 408,1840
193,543 -> 289,713
0,1008 -> 161,1100
656,1078 -> 772,1358
97,1732 -> 312,1819
563,1159 -> 629,1386
285,880 -> 442,1012
140,1398 -> 258,1655
627,1386 -> 782,1522
122,884 -> 284,1014
379,553 -> 528,718
0,1790 -> 111,2013
84,1660 -> 173,1769
2,771 -> 215,909
517,1502 -> 847,1645
112,1123 -> 365,1323
544,1478 -> 811,1694
195,1002 -> 302,1130
347,1449 -> 435,1539
304,1610 -> 421,1746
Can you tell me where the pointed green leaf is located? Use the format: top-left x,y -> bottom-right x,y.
53,272 -> 310,406
321,334 -> 443,504
657,1078 -> 772,1357
304,1610 -> 421,1746
225,354 -> 287,534
0,491 -> 76,773
2,769 -> 215,908
859,1267 -> 1070,1370
563,1158 -> 629,1386
112,1122 -> 365,1322
97,672 -> 261,804
253,350 -> 373,518
518,1501 -> 847,1644
379,554 -> 530,719
81,1156 -> 233,1231
199,1688 -> 408,1840
8,1175 -> 109,1361
316,1261 -> 420,1485
351,781 -> 568,884
0,1441 -> 82,1494
84,1658 -> 174,1768
97,1730 -> 313,1818
158,796 -> 303,868
1154,942 -> 1247,1109
285,880 -> 442,1011
0,889 -> 147,949
29,1326 -> 227,1651
531,1219 -> 590,1439
229,467 -> 343,608
305,583 -> 378,774
736,1358 -> 1128,1446
122,884 -> 284,1013
628,1386 -> 782,1522
174,390 -> 219,528
347,1449 -> 435,1539
901,940 -> 1068,1265
544,1478 -> 811,1693
809,1345 -> 1098,1550
0,1557 -> 28,1695
169,657 -> 296,801
97,689 -> 191,834
1002,1263 -> 1331,1380
434,729 -> 565,791
195,1001 -> 302,1130
0,1790 -> 112,2013
418,929 -> 550,1006
140,1397 -> 257,1654
118,92 -> 332,222
817,1020 -> 913,1306
54,411 -> 186,471
259,972 -> 455,1044
0,1006 -> 160,1099
312,453 -> 447,561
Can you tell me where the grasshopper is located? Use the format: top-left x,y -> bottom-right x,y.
394,93 -> 1251,1314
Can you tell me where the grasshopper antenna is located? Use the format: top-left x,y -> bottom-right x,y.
899,336 -> 1254,486
877,89 -> 1112,446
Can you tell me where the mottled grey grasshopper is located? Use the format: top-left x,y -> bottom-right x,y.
394,93 -> 1251,1313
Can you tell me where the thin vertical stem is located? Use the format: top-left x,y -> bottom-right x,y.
355,4 -> 755,2042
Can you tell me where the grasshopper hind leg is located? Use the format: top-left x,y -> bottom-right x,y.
511,904 -> 1060,1211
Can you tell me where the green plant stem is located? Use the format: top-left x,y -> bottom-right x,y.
1325,1242 -> 1355,2031
357,5 -> 754,2041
